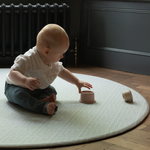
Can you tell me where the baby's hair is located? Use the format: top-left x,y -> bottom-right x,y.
36,24 -> 69,51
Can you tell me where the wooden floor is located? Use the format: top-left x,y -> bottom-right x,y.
33,65 -> 150,150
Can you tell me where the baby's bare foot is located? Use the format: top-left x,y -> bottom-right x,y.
41,94 -> 56,103
47,102 -> 55,115
49,94 -> 56,103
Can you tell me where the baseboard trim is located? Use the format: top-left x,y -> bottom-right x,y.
92,47 -> 150,57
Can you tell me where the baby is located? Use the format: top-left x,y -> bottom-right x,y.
4,24 -> 92,115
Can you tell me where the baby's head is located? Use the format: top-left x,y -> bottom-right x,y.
36,24 -> 69,63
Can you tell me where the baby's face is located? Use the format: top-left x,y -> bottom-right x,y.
46,40 -> 69,63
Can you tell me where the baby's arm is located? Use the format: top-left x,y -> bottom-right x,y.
9,68 -> 40,91
58,68 -> 92,93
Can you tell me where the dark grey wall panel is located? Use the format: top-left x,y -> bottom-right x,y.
83,49 -> 150,75
80,0 -> 150,75
88,7 -> 150,53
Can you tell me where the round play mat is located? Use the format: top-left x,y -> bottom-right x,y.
0,69 -> 149,148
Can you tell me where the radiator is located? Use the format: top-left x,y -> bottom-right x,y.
0,3 -> 69,66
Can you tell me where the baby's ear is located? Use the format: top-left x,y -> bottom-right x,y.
44,48 -> 51,55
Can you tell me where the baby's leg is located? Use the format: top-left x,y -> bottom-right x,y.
38,85 -> 58,114
4,83 -> 54,115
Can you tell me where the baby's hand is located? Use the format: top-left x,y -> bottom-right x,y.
25,77 -> 40,91
76,80 -> 93,93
